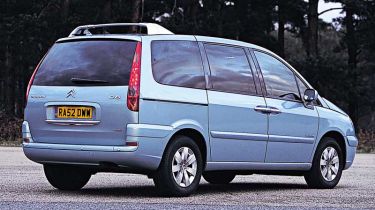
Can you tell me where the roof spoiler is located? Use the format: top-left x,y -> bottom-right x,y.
68,23 -> 174,37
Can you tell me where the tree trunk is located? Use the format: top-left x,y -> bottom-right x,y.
0,60 -> 4,109
217,2 -> 223,37
0,78 -> 4,109
38,0 -> 60,19
131,0 -> 141,23
277,0 -> 285,58
345,4 -> 357,69
5,44 -> 15,116
185,0 -> 199,33
61,0 -> 70,22
103,0 -> 112,22
345,2 -> 359,128
307,0 -> 319,57
130,0 -> 141,33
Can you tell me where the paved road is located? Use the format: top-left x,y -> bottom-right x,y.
0,147 -> 374,210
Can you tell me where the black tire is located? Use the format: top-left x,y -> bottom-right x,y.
203,171 -> 236,184
44,164 -> 91,191
304,137 -> 344,189
153,135 -> 203,197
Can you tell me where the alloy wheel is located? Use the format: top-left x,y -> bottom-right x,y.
320,147 -> 340,181
172,147 -> 197,187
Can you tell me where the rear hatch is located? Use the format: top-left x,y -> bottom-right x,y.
25,38 -> 139,146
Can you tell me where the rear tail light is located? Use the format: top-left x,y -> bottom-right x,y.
26,51 -> 48,106
25,61 -> 41,105
127,42 -> 142,111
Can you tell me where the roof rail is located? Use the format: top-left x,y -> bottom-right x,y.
68,23 -> 174,37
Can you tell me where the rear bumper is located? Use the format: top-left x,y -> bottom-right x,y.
22,122 -> 173,171
23,142 -> 160,171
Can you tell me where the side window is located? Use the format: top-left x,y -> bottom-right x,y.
151,40 -> 205,89
296,76 -> 308,97
204,44 -> 257,95
254,51 -> 300,100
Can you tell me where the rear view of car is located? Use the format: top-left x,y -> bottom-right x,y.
23,32 -> 146,187
25,39 -> 140,146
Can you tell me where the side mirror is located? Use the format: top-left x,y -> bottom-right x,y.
303,89 -> 318,103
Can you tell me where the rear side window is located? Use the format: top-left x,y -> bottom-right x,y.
254,51 -> 300,100
151,41 -> 205,89
33,40 -> 136,86
204,44 -> 257,95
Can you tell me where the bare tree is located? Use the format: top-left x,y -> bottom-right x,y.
131,0 -> 142,23
5,44 -> 15,115
277,0 -> 285,58
61,0 -> 71,22
345,1 -> 359,127
307,0 -> 319,57
103,0 -> 112,22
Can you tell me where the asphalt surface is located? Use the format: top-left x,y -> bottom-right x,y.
0,147 -> 374,210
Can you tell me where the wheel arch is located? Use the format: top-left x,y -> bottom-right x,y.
318,130 -> 347,165
164,128 -> 208,170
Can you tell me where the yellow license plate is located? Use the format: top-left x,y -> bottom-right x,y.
56,106 -> 93,119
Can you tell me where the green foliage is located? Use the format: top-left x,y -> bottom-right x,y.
291,54 -> 351,108
0,0 -> 374,137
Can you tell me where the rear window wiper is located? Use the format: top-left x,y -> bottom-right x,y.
71,77 -> 109,84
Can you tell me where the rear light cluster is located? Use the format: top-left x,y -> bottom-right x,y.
26,51 -> 49,106
25,60 -> 42,105
127,42 -> 142,112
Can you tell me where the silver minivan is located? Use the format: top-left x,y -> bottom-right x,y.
23,23 -> 358,196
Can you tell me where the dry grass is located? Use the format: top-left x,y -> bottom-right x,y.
357,129 -> 375,153
0,111 -> 22,146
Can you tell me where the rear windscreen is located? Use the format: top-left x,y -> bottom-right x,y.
33,40 -> 137,86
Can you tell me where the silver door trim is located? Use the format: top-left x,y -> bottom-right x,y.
205,162 -> 312,171
210,131 -> 268,141
268,134 -> 315,144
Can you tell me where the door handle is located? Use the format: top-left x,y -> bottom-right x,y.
254,106 -> 281,115
254,105 -> 271,114
268,107 -> 281,114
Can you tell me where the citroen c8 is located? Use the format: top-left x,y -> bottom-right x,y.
22,23 -> 358,196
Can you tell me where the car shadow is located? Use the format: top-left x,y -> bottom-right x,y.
198,182 -> 308,194
46,182 -> 309,198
